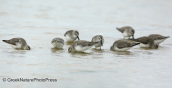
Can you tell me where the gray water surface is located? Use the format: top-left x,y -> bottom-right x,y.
0,0 -> 172,88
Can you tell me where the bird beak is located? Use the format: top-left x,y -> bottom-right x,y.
77,36 -> 80,40
101,40 -> 103,46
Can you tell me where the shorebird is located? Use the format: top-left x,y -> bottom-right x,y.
64,30 -> 80,42
110,39 -> 140,51
149,34 -> 170,47
51,38 -> 64,49
116,26 -> 135,39
2,38 -> 30,50
68,40 -> 98,53
91,35 -> 104,49
131,36 -> 157,48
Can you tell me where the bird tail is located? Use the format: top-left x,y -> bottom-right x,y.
116,27 -> 120,31
165,36 -> 170,39
2,40 -> 11,44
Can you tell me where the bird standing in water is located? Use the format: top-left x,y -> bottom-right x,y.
64,30 -> 80,42
148,34 -> 170,48
2,38 -> 30,50
131,36 -> 157,49
68,40 -> 98,53
110,39 -> 140,51
51,38 -> 64,49
116,26 -> 135,40
91,35 -> 104,49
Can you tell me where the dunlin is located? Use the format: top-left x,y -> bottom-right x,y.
64,30 -> 80,42
116,26 -> 135,39
51,38 -> 64,49
91,35 -> 104,49
2,38 -> 30,50
149,34 -> 170,46
110,39 -> 140,51
68,40 -> 98,53
132,36 -> 157,48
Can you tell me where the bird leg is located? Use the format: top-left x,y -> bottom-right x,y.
132,35 -> 134,40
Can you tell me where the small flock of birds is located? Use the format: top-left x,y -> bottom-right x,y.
2,26 -> 170,52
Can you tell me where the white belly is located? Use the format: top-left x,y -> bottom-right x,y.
65,35 -> 76,42
52,42 -> 63,49
154,39 -> 165,45
139,43 -> 149,48
65,35 -> 74,42
122,31 -> 131,37
114,46 -> 131,51
94,42 -> 101,47
75,45 -> 92,52
11,43 -> 22,49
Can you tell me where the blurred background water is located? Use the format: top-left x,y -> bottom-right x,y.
0,0 -> 172,88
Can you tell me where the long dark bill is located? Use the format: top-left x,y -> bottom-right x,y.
101,40 -> 103,46
77,36 -> 80,40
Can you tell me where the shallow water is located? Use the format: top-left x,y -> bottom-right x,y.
0,0 -> 172,88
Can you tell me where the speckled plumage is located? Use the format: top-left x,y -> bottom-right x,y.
2,38 -> 30,50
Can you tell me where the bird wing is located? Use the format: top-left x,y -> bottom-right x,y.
116,40 -> 130,49
10,38 -> 22,45
149,34 -> 168,40
76,40 -> 97,47
135,37 -> 149,44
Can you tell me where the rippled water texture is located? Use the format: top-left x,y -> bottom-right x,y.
0,0 -> 172,88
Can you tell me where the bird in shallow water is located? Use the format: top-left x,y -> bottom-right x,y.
110,39 -> 140,51
116,26 -> 135,40
91,35 -> 104,49
68,40 -> 98,53
2,38 -> 30,50
131,36 -> 158,49
51,38 -> 64,49
64,30 -> 80,42
148,34 -> 170,48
